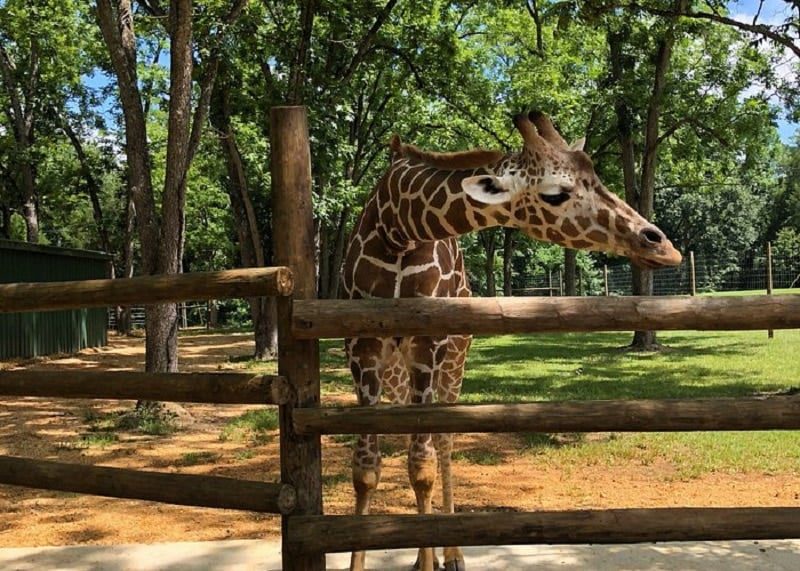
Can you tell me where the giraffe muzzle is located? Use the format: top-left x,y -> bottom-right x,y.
632,227 -> 683,268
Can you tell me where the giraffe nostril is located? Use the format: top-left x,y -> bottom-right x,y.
641,228 -> 664,245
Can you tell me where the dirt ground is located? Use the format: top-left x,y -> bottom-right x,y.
1,332 -> 799,548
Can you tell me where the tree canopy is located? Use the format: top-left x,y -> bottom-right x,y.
0,0 -> 797,359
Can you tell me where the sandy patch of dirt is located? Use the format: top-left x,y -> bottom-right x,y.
1,332 -> 799,547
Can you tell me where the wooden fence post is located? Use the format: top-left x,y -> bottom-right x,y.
271,106 -> 324,571
767,242 -> 774,339
603,265 -> 609,297
689,251 -> 696,296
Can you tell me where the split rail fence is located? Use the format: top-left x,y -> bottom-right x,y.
0,106 -> 799,571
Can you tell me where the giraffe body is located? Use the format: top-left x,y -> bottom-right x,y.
340,113 -> 682,571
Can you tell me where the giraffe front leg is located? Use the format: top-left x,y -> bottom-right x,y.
435,433 -> 464,571
346,338 -> 388,571
351,433 -> 381,571
406,337 -> 447,571
436,334 -> 471,571
410,432 -> 439,571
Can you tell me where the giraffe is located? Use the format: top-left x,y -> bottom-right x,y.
340,111 -> 682,571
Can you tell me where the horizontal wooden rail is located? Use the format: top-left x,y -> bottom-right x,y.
287,508 -> 800,553
0,267 -> 293,313
294,395 -> 800,435
0,456 -> 296,514
292,295 -> 800,338
0,371 -> 291,405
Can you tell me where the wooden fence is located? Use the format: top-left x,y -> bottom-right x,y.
0,266 -> 297,519
0,105 -> 798,571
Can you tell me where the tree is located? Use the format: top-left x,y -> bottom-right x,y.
0,0 -> 92,243
95,0 -> 247,372
210,62 -> 277,358
608,2 -> 688,349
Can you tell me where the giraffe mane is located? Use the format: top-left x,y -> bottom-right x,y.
389,134 -> 504,171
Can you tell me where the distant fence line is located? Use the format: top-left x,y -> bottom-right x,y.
107,302 -> 214,330
108,249 -> 798,330
515,247 -> 799,297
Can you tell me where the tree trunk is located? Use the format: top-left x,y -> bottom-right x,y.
631,266 -> 658,347
287,0 -> 317,104
564,249 -> 577,296
20,162 -> 39,243
118,189 -> 136,335
59,112 -> 114,263
328,207 -> 350,299
0,203 -> 10,239
502,228 -> 516,296
479,229 -> 498,297
609,7 -> 683,351
210,67 -> 276,359
318,222 -> 330,299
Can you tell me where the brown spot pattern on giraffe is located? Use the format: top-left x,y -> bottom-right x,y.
586,230 -> 608,244
597,209 -> 610,229
546,228 -> 566,244
561,219 -> 580,237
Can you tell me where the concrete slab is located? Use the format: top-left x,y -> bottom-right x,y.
0,539 -> 799,570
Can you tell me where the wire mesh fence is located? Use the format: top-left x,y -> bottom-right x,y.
514,248 -> 800,297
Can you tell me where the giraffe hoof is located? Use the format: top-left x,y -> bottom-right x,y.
444,559 -> 465,571
412,555 -> 441,570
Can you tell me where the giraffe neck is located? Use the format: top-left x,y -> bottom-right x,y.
376,158 -> 514,250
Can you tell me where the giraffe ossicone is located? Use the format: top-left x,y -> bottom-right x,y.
341,112 -> 681,571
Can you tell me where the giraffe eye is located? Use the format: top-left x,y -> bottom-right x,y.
540,192 -> 570,206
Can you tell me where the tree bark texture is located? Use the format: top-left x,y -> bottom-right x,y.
503,228 -> 516,296
479,229 -> 497,296
96,0 -> 244,369
609,3 -> 686,349
210,70 -> 277,358
563,249 -> 577,296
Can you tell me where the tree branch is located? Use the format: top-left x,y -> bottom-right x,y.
619,1 -> 800,59
525,0 -> 545,56
287,0 -> 316,104
340,0 -> 398,83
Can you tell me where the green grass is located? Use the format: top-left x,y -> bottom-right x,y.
314,330 -> 799,478
82,406 -> 177,437
77,431 -> 119,448
234,449 -> 256,462
242,339 -> 352,393
702,288 -> 798,297
115,406 -> 178,436
220,408 -> 279,444
452,449 -> 504,465
176,451 -> 219,466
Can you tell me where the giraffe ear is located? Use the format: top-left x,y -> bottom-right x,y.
461,175 -> 514,205
568,137 -> 586,152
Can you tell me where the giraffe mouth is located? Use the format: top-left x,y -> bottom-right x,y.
635,258 -> 669,269
630,248 -> 683,270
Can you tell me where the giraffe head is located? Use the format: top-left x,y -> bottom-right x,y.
461,112 -> 682,268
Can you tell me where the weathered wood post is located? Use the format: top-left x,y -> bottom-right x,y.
689,251 -> 696,296
603,265 -> 609,297
271,106 -> 324,571
767,242 -> 774,339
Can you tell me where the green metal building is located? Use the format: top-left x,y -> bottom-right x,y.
0,240 -> 111,360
